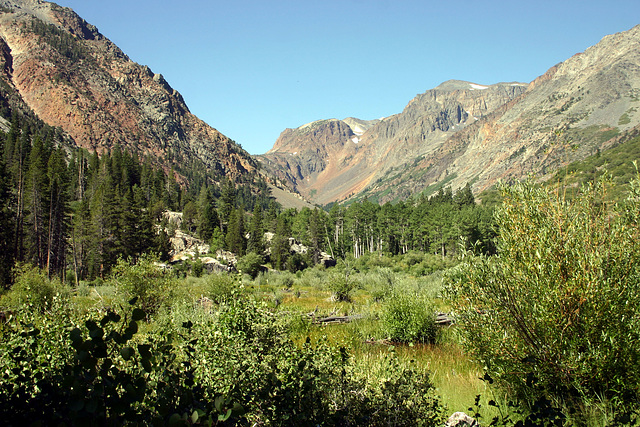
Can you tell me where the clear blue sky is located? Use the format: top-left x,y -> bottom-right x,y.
54,0 -> 640,155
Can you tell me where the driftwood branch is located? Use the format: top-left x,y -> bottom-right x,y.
310,312 -> 454,326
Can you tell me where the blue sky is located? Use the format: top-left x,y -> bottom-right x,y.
55,0 -> 640,154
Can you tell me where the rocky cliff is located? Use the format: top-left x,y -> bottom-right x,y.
259,81 -> 527,204
261,24 -> 640,205
0,0 -> 256,180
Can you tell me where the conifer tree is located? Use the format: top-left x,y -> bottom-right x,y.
225,207 -> 246,256
308,208 -> 325,263
10,121 -> 31,261
218,179 -> 236,229
197,186 -> 219,241
182,200 -> 198,234
24,135 -> 48,269
70,198 -> 91,283
271,215 -> 291,270
88,163 -> 120,277
0,135 -> 15,288
247,203 -> 264,254
264,200 -> 279,233
118,187 -> 139,260
163,168 -> 181,211
45,147 -> 69,278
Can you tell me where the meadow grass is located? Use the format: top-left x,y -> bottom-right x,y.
252,265 -> 498,417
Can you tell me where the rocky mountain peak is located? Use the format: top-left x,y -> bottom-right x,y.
261,24 -> 640,205
0,0 -> 256,181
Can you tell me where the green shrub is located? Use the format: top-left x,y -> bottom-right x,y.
286,252 -> 308,273
191,257 -> 204,277
366,267 -> 395,302
2,264 -> 69,312
0,301 -> 242,425
166,296 -> 445,425
381,290 -> 437,343
444,178 -> 640,413
203,272 -> 239,303
328,272 -> 357,302
111,254 -> 175,315
236,252 -> 264,279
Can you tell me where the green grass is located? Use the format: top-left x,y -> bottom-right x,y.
242,263 -> 493,415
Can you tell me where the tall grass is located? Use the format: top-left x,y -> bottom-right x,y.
253,264 -> 493,416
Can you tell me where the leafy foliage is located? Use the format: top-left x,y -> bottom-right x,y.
1,263 -> 69,312
111,254 -> 175,314
236,251 -> 264,279
0,299 -> 243,425
381,290 -> 437,344
445,178 -> 640,413
161,293 -> 444,426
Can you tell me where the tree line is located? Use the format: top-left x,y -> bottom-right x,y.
0,113 -> 273,287
0,111 -> 497,289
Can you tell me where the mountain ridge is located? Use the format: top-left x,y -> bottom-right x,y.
0,0 -> 257,182
260,24 -> 640,205
258,80 -> 528,204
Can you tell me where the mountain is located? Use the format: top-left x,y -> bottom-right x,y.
260,25 -> 640,205
258,118 -> 379,197
0,0 -> 256,181
258,81 -> 527,204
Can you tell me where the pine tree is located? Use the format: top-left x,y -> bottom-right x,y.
163,168 -> 180,211
88,163 -> 120,278
45,147 -> 69,278
70,198 -> 91,283
24,135 -> 49,269
308,208 -> 325,263
197,186 -> 219,241
271,215 -> 291,270
453,183 -> 475,207
218,179 -> 236,229
182,200 -> 198,234
247,203 -> 264,254
118,187 -> 139,260
0,134 -> 15,288
9,120 -> 31,261
225,207 -> 246,256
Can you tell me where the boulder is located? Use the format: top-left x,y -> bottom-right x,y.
445,412 -> 479,427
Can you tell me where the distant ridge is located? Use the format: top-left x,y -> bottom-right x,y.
259,24 -> 640,205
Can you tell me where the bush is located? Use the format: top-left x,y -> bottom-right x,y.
1,264 -> 69,312
164,296 -> 445,425
444,178 -> 640,412
236,252 -> 264,279
203,272 -> 239,303
328,272 -> 358,302
0,301 -> 241,425
111,254 -> 175,315
365,267 -> 395,302
381,290 -> 437,343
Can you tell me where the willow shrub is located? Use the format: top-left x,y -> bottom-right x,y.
157,294 -> 444,426
1,263 -> 70,312
444,178 -> 640,411
381,290 -> 437,344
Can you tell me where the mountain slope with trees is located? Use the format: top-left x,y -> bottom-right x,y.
0,0 -> 256,181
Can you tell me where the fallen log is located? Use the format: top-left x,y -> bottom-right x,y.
435,312 -> 454,326
314,314 -> 365,325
